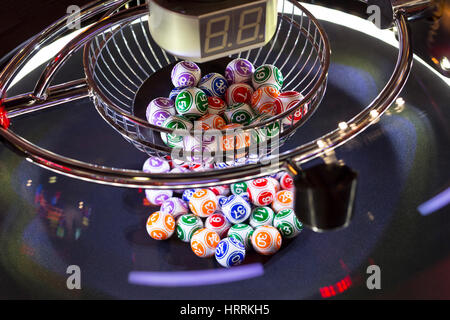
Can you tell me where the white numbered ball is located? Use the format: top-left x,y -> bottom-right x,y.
146,97 -> 176,127
278,172 -> 294,190
225,58 -> 255,84
190,228 -> 220,258
189,189 -> 218,218
267,176 -> 281,192
215,237 -> 246,268
146,211 -> 176,240
250,206 -> 275,228
171,61 -> 201,87
251,225 -> 282,255
227,223 -> 254,250
182,189 -> 197,202
143,156 -> 171,174
205,213 -> 231,238
221,194 -> 252,224
247,178 -> 276,206
230,181 -> 248,196
160,115 -> 193,148
224,103 -> 256,126
145,189 -> 173,206
207,96 -> 227,115
274,208 -> 303,239
183,134 -> 217,165
220,123 -> 250,153
217,195 -> 228,209
274,91 -> 309,126
198,73 -> 229,97
252,64 -> 284,90
196,114 -> 227,130
176,214 -> 204,242
249,113 -> 281,144
251,85 -> 280,115
272,190 -> 294,213
160,197 -> 189,219
225,83 -> 254,106
175,87 -> 209,121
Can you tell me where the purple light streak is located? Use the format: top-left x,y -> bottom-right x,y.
418,187 -> 450,216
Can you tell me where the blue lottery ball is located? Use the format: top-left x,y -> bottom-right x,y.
182,189 -> 197,202
169,86 -> 189,101
217,195 -> 228,209
198,73 -> 229,98
222,195 -> 252,224
215,237 -> 246,268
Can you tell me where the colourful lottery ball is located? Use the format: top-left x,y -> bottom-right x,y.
250,206 -> 275,228
224,103 -> 255,126
142,156 -> 171,174
217,195 -> 228,209
251,225 -> 282,255
215,237 -> 246,268
161,115 -> 193,148
169,86 -> 189,101
247,178 -> 276,206
205,213 -> 231,238
191,228 -> 220,258
231,181 -> 248,196
252,64 -> 284,90
207,96 -> 227,115
160,197 -> 189,219
176,214 -> 204,242
196,113 -> 227,130
198,73 -> 229,97
228,223 -> 254,250
267,176 -> 281,192
225,58 -> 255,84
272,190 -> 294,213
251,85 -> 280,115
274,91 -> 308,126
146,211 -> 176,240
146,97 -> 176,127
189,189 -> 218,218
278,172 -> 294,190
145,189 -> 173,206
171,61 -> 201,87
209,185 -> 230,197
222,194 -> 252,224
274,208 -> 303,239
220,123 -> 250,152
182,189 -> 197,202
183,134 -> 217,164
175,87 -> 209,120
249,113 -> 281,144
225,83 -> 254,106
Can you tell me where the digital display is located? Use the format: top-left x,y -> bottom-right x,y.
199,1 -> 267,58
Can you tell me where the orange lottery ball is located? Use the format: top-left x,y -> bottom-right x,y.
251,225 -> 282,255
189,189 -> 218,218
190,228 -> 221,258
146,211 -> 176,240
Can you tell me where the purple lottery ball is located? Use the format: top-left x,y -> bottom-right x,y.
225,58 -> 255,84
171,61 -> 201,87
142,156 -> 171,174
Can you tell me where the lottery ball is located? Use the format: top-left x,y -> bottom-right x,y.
272,190 -> 294,213
205,213 -> 231,238
143,156 -> 171,174
267,177 -> 281,192
171,61 -> 201,87
220,123 -> 250,152
231,181 -> 248,196
252,64 -> 284,90
209,185 -> 230,197
225,58 -> 255,84
189,189 -> 218,218
217,195 -> 228,209
227,223 -> 254,250
182,189 -> 197,202
196,114 -> 227,130
188,162 -> 214,172
161,115 -> 193,148
176,214 -> 204,242
215,237 -> 246,268
146,211 -> 176,240
175,87 -> 209,120
251,225 -> 282,255
191,228 -> 220,258
225,83 -> 254,106
146,97 -> 176,127
145,189 -> 173,206
224,103 -> 255,126
198,73 -> 229,97
250,206 -> 275,228
278,172 -> 294,190
249,113 -> 281,144
160,197 -> 189,219
183,134 -> 217,164
207,96 -> 227,115
274,208 -> 303,239
251,85 -> 280,115
274,91 -> 308,126
169,86 -> 189,101
247,178 -> 276,206
222,194 -> 252,224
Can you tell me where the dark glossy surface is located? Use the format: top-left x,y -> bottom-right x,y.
0,19 -> 449,299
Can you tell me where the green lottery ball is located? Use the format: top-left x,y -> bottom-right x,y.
250,113 -> 281,144
224,103 -> 255,125
250,206 -> 275,228
227,223 -> 254,250
252,64 -> 284,91
273,208 -> 303,239
176,214 -> 204,242
160,115 -> 193,148
231,181 -> 248,196
175,87 -> 209,120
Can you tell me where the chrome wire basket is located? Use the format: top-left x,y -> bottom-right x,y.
0,0 -> 419,190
